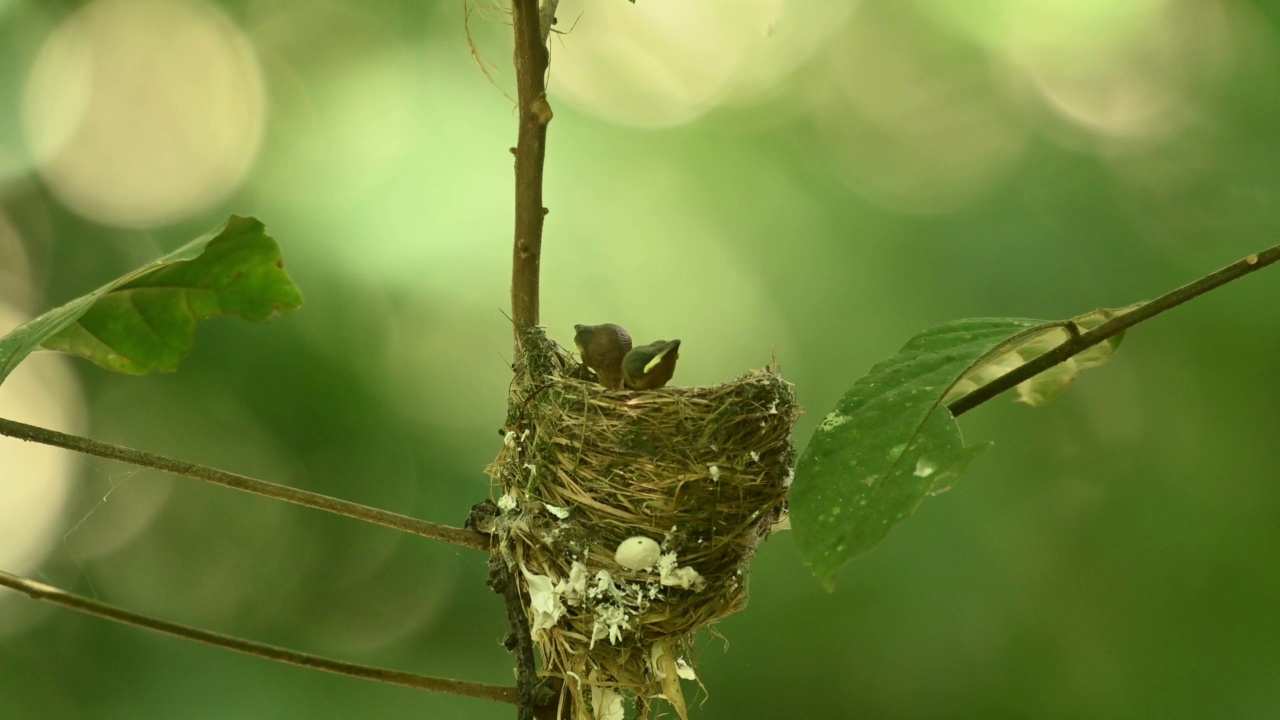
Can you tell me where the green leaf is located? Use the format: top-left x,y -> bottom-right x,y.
791,317 -> 1049,589
0,216 -> 302,386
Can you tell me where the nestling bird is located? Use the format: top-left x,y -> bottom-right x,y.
622,339 -> 681,390
573,323 -> 632,390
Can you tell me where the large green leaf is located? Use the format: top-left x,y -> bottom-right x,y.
791,318 -> 1048,589
0,216 -> 301,386
792,306 -> 1140,588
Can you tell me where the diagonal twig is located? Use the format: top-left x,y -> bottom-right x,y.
0,569 -> 517,704
948,244 -> 1280,417
0,417 -> 491,552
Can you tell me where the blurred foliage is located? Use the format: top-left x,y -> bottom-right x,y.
2,0 -> 1279,718
0,216 -> 300,382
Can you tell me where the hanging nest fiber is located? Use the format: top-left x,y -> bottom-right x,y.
486,328 -> 801,719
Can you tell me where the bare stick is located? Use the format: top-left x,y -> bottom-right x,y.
506,0 -> 556,716
0,417 -> 491,553
0,569 -> 517,705
948,244 -> 1280,417
488,554 -> 553,720
510,0 -> 551,337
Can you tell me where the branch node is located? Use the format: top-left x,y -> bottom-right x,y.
532,96 -> 554,125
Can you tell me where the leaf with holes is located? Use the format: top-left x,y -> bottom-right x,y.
0,216 -> 302,387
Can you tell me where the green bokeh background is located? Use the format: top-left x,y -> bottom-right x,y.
2,1 -> 1279,718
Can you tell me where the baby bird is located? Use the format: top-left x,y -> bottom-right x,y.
622,339 -> 681,390
573,323 -> 632,390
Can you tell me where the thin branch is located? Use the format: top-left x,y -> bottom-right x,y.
505,3 -> 556,717
948,244 -> 1280,417
510,0 -> 551,337
0,417 -> 491,553
0,569 -> 517,705
488,554 -> 550,720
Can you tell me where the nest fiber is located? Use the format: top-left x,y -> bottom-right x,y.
487,329 -> 800,718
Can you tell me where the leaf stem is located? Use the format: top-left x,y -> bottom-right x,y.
948,244 -> 1280,417
0,417 -> 491,553
0,569 -> 517,705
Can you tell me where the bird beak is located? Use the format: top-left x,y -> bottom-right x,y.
643,345 -> 675,373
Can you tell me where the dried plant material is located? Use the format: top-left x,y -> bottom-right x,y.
487,328 -> 800,718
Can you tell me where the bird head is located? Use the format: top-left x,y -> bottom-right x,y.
622,339 -> 681,390
573,323 -> 633,390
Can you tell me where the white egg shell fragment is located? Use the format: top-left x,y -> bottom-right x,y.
614,535 -> 662,570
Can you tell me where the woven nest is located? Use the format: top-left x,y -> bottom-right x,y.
486,328 -> 800,719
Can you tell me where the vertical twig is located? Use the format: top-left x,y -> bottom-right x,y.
506,1 -> 555,718
489,555 -> 547,720
510,0 -> 552,340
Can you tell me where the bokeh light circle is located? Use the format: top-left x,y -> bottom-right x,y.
806,6 -> 1028,215
21,0 -> 266,228
0,307 -> 85,582
997,0 -> 1237,153
550,0 -> 850,127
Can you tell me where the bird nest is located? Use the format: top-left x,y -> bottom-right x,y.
486,328 -> 800,719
